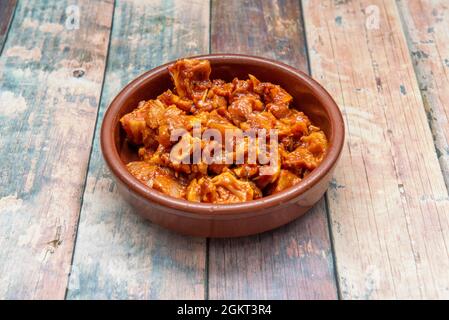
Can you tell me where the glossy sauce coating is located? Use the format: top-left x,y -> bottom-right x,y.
120,59 -> 328,203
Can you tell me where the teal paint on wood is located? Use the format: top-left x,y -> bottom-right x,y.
0,0 -> 114,299
209,0 -> 338,299
66,0 -> 210,300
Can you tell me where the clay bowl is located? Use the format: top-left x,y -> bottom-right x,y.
101,54 -> 344,237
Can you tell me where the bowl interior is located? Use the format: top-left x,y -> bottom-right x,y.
115,56 -> 336,165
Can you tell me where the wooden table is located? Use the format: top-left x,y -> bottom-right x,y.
0,0 -> 448,300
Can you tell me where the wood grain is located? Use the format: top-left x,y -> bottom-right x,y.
209,0 -> 338,299
211,0 -> 308,71
0,0 -> 113,299
303,0 -> 449,299
397,0 -> 449,187
66,0 -> 210,300
0,0 -> 17,53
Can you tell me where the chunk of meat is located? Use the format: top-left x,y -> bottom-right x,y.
279,136 -> 300,152
141,143 -> 200,175
233,164 -> 259,179
254,162 -> 281,189
193,172 -> 262,203
227,97 -> 252,125
276,109 -> 310,138
301,131 -> 328,162
283,146 -> 317,171
212,94 -> 228,110
267,169 -> 301,194
206,110 -> 240,136
126,162 -> 187,199
230,78 -> 253,100
144,99 -> 166,129
168,59 -> 211,100
138,146 -> 155,161
208,163 -> 229,175
210,172 -> 262,203
283,131 -> 327,171
253,78 -> 293,106
120,100 -> 156,146
158,89 -> 194,112
155,105 -> 196,147
240,111 -> 277,132
186,179 -> 202,202
191,176 -> 214,203
208,79 -> 234,98
267,84 -> 292,106
266,103 -> 290,119
228,95 -> 264,126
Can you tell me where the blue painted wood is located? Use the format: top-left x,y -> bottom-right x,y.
66,0 -> 210,299
0,0 -> 113,298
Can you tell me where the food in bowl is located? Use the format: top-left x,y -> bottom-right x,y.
119,58 -> 328,204
102,54 -> 344,237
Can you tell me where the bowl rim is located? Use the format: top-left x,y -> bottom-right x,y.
101,53 -> 345,215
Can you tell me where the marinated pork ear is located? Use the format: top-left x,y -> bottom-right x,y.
126,162 -> 187,199
266,170 -> 302,195
120,58 -> 329,203
192,172 -> 262,204
168,59 -> 211,100
120,100 -> 157,147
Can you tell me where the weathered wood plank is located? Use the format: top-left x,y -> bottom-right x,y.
397,0 -> 449,187
0,0 -> 17,53
66,0 -> 210,300
0,0 -> 113,299
209,0 -> 338,299
211,0 -> 309,70
303,0 -> 449,299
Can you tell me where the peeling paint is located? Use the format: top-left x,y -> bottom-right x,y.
39,22 -> 64,34
0,194 -> 23,211
0,91 -> 28,116
5,46 -> 42,61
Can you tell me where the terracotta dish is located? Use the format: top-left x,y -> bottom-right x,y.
101,54 -> 344,237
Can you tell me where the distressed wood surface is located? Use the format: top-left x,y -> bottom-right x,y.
209,0 -> 338,299
303,0 -> 449,299
397,0 -> 449,188
0,0 -> 113,299
0,0 -> 17,53
211,0 -> 308,70
66,0 -> 210,299
2,0 -> 449,300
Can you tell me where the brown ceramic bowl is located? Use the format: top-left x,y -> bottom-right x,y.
101,54 -> 344,238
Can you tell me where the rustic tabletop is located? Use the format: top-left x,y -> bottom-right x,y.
0,0 -> 448,300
